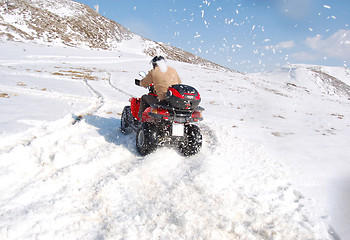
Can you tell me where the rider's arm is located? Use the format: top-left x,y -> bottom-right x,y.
140,70 -> 153,88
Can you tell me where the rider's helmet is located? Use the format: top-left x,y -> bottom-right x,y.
151,56 -> 165,68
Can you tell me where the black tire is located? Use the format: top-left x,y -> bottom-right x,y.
178,124 -> 202,156
136,122 -> 158,156
121,106 -> 133,134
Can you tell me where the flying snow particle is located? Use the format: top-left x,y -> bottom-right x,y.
94,4 -> 99,13
201,10 -> 205,18
323,5 -> 331,9
225,19 -> 234,24
309,28 -> 313,32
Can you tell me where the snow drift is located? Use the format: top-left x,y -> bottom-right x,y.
1,0 -> 350,239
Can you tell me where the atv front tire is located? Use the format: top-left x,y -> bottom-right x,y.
136,122 -> 158,156
121,106 -> 133,134
179,124 -> 202,156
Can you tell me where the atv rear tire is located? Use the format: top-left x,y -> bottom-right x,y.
121,106 -> 133,134
136,122 -> 158,156
179,124 -> 202,156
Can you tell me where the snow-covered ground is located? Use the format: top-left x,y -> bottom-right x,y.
1,40 -> 349,239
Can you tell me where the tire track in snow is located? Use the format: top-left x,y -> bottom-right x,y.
0,69 -> 127,203
106,72 -> 134,98
72,78 -> 104,124
72,70 -> 134,124
0,65 -> 108,151
0,57 -> 131,155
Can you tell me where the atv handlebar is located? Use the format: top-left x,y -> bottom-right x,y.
135,79 -> 155,94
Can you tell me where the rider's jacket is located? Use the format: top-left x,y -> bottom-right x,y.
140,65 -> 181,100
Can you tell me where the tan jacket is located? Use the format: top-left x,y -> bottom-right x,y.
141,66 -> 181,100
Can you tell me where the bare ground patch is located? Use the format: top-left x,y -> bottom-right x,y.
0,93 -> 11,98
52,69 -> 99,81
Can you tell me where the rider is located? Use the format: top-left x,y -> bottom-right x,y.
137,56 -> 181,120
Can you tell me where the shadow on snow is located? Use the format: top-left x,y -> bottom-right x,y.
83,114 -> 136,153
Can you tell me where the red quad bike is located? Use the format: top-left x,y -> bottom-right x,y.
121,79 -> 204,156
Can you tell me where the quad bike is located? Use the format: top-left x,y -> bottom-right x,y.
121,76 -> 204,156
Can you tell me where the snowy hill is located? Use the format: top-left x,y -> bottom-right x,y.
1,0 -> 350,239
0,0 -> 132,48
0,0 -> 227,70
1,40 -> 350,239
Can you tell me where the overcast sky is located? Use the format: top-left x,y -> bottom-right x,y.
76,0 -> 350,73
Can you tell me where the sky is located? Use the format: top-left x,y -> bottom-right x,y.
75,0 -> 350,73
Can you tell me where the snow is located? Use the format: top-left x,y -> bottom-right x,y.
0,40 -> 349,239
